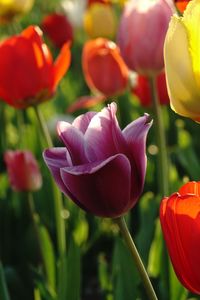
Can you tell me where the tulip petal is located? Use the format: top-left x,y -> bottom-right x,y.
178,181 -> 200,196
60,153 -> 131,217
57,121 -> 87,165
164,16 -> 200,118
72,111 -> 97,133
43,147 -> 72,195
123,114 -> 152,198
85,102 -> 128,162
53,42 -> 71,89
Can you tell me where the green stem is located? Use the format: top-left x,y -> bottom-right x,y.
32,105 -> 66,257
115,216 -> 158,300
33,105 -> 53,148
149,76 -> 169,196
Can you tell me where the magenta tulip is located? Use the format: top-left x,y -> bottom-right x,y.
117,0 -> 174,75
4,150 -> 42,192
43,103 -> 152,217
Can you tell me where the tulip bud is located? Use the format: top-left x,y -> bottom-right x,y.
42,13 -> 73,49
0,0 -> 34,23
4,150 -> 42,192
164,0 -> 200,121
82,38 -> 129,96
132,72 -> 169,107
117,0 -> 174,76
160,181 -> 200,295
84,3 -> 116,39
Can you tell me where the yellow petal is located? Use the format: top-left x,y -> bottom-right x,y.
84,3 -> 116,39
164,15 -> 200,119
182,0 -> 200,90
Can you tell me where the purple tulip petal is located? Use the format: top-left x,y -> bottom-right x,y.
72,111 -> 97,133
57,121 -> 87,165
85,102 -> 128,162
123,113 -> 152,198
60,153 -> 131,217
43,147 -> 73,196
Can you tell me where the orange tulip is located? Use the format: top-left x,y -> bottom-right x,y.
82,38 -> 129,96
160,181 -> 200,294
0,26 -> 71,109
175,0 -> 190,13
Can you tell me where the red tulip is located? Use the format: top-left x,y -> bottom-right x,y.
0,25 -> 71,109
4,150 -> 42,192
160,181 -> 200,294
82,38 -> 129,96
133,72 -> 169,107
174,0 -> 190,13
117,0 -> 174,75
42,13 -> 73,48
87,0 -> 110,6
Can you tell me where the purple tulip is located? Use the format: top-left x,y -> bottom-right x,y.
43,103 -> 152,217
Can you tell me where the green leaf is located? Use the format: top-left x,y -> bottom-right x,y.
0,262 -> 10,300
65,238 -> 81,300
169,262 -> 188,300
38,225 -> 56,296
112,237 -> 139,300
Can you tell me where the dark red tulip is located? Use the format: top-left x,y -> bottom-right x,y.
0,25 -> 71,109
4,150 -> 42,192
160,181 -> 200,294
42,13 -> 73,48
133,72 -> 169,107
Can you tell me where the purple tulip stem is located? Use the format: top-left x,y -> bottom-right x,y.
149,76 -> 169,197
115,216 -> 158,300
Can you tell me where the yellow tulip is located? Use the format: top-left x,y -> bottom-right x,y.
0,0 -> 34,22
164,0 -> 200,121
84,3 -> 116,39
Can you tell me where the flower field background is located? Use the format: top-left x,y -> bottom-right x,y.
0,0 -> 199,300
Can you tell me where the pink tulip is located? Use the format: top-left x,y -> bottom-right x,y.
43,103 -> 152,218
4,150 -> 42,192
117,0 -> 174,75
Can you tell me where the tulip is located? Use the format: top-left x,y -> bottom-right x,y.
0,0 -> 34,22
160,181 -> 200,294
0,25 -> 71,109
87,0 -> 110,6
133,72 -> 169,107
42,13 -> 73,48
84,3 -> 116,39
43,102 -> 152,218
174,0 -> 190,13
117,0 -> 174,76
82,38 -> 129,96
62,0 -> 87,28
4,150 -> 42,192
164,0 -> 200,121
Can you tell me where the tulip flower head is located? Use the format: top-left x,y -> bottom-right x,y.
43,103 -> 152,218
84,3 -> 116,39
174,0 -> 190,13
42,13 -> 73,48
164,0 -> 200,121
0,0 -> 34,22
160,181 -> 200,294
0,26 -> 71,109
82,38 -> 129,97
133,72 -> 169,107
117,0 -> 174,76
87,0 -> 110,6
62,0 -> 87,28
4,150 -> 42,192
